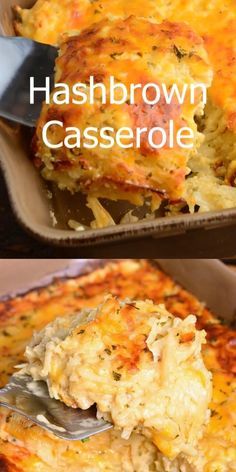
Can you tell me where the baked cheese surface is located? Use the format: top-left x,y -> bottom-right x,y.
32,17 -> 211,207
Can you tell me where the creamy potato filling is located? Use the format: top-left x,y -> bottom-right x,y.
19,296 -> 212,462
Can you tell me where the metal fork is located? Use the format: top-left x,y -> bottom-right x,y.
0,375 -> 112,440
0,36 -> 57,127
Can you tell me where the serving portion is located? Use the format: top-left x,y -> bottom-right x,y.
32,16 -> 211,216
20,296 -> 211,461
0,260 -> 235,471
12,0 -> 236,229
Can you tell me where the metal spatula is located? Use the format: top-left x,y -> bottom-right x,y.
0,36 -> 57,127
0,374 -> 112,440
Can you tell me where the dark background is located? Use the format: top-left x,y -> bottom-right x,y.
1,169 -> 236,258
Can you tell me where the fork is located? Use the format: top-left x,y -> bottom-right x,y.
0,374 -> 112,440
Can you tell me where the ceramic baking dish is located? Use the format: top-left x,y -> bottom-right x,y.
1,0 -> 236,247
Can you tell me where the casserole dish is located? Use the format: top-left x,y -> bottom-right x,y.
1,0 -> 236,247
0,258 -> 235,471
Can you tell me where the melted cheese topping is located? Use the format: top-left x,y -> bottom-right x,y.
20,297 -> 211,461
0,260 -> 235,471
32,16 -> 211,207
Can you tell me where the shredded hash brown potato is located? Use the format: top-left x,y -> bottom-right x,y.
20,297 -> 211,461
0,260 -> 235,471
14,0 -> 236,227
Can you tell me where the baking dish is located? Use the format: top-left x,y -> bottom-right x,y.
1,1 -> 236,247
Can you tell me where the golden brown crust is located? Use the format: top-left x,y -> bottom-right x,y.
0,456 -> 11,472
33,16 -> 211,205
0,260 -> 234,377
0,453 -> 26,472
